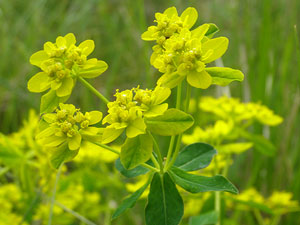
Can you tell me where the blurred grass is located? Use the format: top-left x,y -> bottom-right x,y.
0,0 -> 300,224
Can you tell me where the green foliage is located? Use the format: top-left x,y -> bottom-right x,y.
174,143 -> 216,171
189,211 -> 218,225
169,167 -> 238,194
145,109 -> 194,136
145,173 -> 184,225
115,158 -> 149,178
120,134 -> 153,170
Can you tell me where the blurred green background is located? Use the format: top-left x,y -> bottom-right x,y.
0,0 -> 299,224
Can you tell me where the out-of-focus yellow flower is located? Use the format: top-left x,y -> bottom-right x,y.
199,96 -> 283,126
183,193 -> 211,217
37,103 -> 102,151
126,175 -> 150,199
266,191 -> 299,214
28,33 -> 108,97
182,120 -> 233,145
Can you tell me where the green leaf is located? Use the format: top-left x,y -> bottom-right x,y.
189,211 -> 218,225
115,158 -> 149,178
112,178 -> 151,220
145,173 -> 184,225
169,167 -> 238,194
240,131 -> 276,156
50,143 -> 79,169
120,134 -> 153,170
205,67 -> 244,86
174,143 -> 217,171
40,90 -> 69,114
205,23 -> 219,38
145,109 -> 194,136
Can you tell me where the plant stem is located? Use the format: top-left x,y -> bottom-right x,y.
254,209 -> 266,225
176,82 -> 182,110
148,131 -> 164,173
54,200 -> 97,225
78,76 -> 109,105
164,136 -> 176,172
164,83 -> 183,171
150,154 -> 161,171
270,215 -> 281,225
165,134 -> 182,171
184,84 -> 191,112
91,141 -> 159,172
215,191 -> 221,225
48,164 -> 63,225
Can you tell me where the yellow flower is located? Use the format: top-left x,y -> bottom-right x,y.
37,103 -> 102,151
266,191 -> 299,214
28,33 -> 108,97
102,85 -> 170,144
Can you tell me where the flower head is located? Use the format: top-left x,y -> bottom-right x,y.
102,86 -> 170,144
37,103 -> 102,151
28,33 -> 108,97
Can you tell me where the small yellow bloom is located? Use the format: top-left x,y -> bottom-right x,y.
102,86 -> 170,144
37,103 -> 102,151
28,33 -> 108,98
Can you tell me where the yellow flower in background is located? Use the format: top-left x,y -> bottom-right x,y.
102,85 -> 171,144
28,33 -> 108,97
37,103 -> 102,151
182,120 -> 233,145
199,96 -> 283,126
266,191 -> 299,214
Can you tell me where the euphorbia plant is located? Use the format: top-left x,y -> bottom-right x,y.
27,6 -> 244,225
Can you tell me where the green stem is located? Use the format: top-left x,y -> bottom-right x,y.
91,141 -> 159,172
48,164 -> 63,225
270,215 -> 281,225
185,84 -> 191,112
166,134 -> 182,171
150,154 -> 160,171
78,76 -> 109,105
215,191 -> 221,225
148,131 -> 164,173
54,201 -> 97,225
176,82 -> 182,110
254,209 -> 266,225
164,136 -> 176,172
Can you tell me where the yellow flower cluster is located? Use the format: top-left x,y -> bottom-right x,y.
0,184 -> 27,225
199,96 -> 283,126
28,33 -> 108,98
228,188 -> 299,215
142,7 -> 232,89
102,86 -> 170,143
37,103 -> 102,151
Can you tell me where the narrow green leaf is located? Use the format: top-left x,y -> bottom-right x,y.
40,90 -> 69,114
50,143 -> 79,169
112,178 -> 151,220
145,109 -> 194,136
115,158 -> 149,178
145,173 -> 184,225
120,134 -> 153,170
205,67 -> 244,86
189,211 -> 218,225
169,167 -> 238,194
174,143 -> 216,171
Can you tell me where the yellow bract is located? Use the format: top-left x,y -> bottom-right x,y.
28,33 -> 108,97
142,7 -> 230,89
37,103 -> 102,151
102,85 -> 171,144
